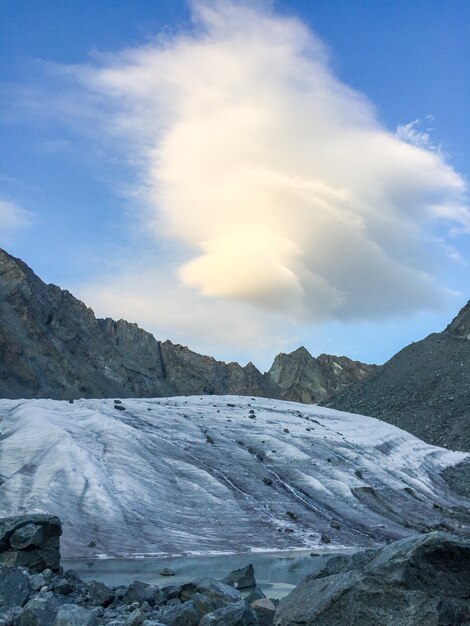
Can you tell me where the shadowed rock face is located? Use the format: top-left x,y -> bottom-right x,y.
0,248 -> 373,402
267,347 -> 377,403
327,300 -> 470,451
0,514 -> 61,572
274,532 -> 470,626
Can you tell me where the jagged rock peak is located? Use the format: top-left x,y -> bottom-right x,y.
445,299 -> 470,340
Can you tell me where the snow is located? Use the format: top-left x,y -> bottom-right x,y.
0,395 -> 468,557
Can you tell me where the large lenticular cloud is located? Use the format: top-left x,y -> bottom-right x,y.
83,0 -> 469,320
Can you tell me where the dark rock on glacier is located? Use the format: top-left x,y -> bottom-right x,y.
274,532 -> 470,626
328,299 -> 470,451
0,515 -> 61,572
0,248 -> 372,403
221,564 -> 256,589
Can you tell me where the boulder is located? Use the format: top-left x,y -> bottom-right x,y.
122,581 -> 165,607
179,579 -> 241,605
250,598 -> 275,626
274,532 -> 470,626
17,591 -> 65,626
0,566 -> 31,610
221,564 -> 256,589
54,604 -> 98,626
156,601 -> 200,626
199,601 -> 258,625
159,569 -> 175,577
0,515 -> 62,572
87,580 -> 114,607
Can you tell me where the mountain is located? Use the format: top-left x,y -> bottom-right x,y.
0,248 -> 373,401
0,395 -> 468,557
267,347 -> 377,403
327,301 -> 470,451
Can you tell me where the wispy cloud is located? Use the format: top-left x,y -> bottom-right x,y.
0,198 -> 33,238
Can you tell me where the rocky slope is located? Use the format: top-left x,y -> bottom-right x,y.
0,396 -> 468,557
0,248 -> 373,401
328,300 -> 470,451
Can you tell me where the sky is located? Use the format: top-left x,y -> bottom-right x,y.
1,0 -> 469,370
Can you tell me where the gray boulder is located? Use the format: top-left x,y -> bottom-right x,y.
17,592 -> 65,626
189,593 -> 220,617
199,601 -> 258,625
54,604 -> 98,626
122,581 -> 164,607
0,566 -> 31,610
250,598 -> 275,626
221,564 -> 256,590
274,532 -> 470,626
179,579 -> 241,605
87,580 -> 114,607
0,515 -> 62,572
156,601 -> 200,626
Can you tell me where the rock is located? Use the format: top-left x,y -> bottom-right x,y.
125,609 -> 146,626
159,569 -> 175,577
244,588 -> 266,604
179,579 -> 241,605
54,604 -> 98,626
122,581 -> 164,607
0,566 -> 31,610
250,598 -> 275,626
156,601 -> 200,626
17,592 -> 64,626
53,579 -> 74,596
274,532 -> 470,626
329,520 -> 340,530
189,593 -> 220,617
320,533 -> 331,544
87,580 -> 114,607
0,515 -> 62,572
262,478 -> 273,486
327,300 -> 470,452
199,601 -> 258,625
221,564 -> 256,590
9,523 -> 44,550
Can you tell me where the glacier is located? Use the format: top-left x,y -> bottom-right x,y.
0,395 -> 468,557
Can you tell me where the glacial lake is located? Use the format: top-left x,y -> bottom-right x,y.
64,548 -> 358,600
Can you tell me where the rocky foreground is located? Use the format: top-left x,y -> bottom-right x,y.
1,515 -> 470,625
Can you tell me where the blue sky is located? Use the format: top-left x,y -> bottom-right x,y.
1,0 -> 469,369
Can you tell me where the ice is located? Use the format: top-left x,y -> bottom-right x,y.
0,395 -> 468,557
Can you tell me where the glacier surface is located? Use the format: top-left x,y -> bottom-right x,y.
0,395 -> 468,557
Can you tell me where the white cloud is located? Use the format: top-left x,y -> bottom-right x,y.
395,118 -> 436,150
0,199 -> 32,238
73,1 -> 468,327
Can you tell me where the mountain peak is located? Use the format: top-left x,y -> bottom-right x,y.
445,300 -> 470,340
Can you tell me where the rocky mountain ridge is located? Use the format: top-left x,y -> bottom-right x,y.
0,248 -> 374,401
327,300 -> 470,451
